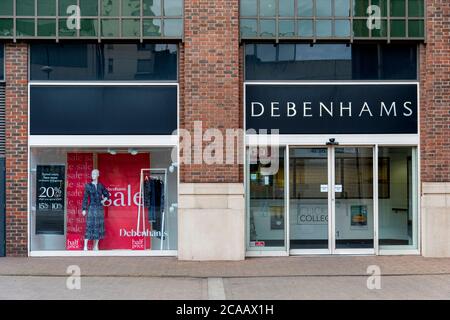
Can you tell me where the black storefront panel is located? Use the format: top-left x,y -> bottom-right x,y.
30,85 -> 177,135
245,84 -> 418,135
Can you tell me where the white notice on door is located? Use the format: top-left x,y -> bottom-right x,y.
320,184 -> 328,192
335,184 -> 343,192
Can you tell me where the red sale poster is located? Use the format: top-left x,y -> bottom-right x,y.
97,153 -> 151,250
66,153 -> 94,250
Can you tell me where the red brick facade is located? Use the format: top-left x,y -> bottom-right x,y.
420,1 -> 450,182
180,0 -> 241,183
2,1 -> 449,256
5,43 -> 28,256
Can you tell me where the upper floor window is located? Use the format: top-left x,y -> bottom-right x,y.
0,45 -> 4,81
245,43 -> 417,80
0,0 -> 183,40
240,0 -> 425,40
30,43 -> 178,81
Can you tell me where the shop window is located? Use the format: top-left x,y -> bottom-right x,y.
30,43 -> 178,81
378,147 -> 418,249
30,147 -> 178,252
248,147 -> 286,249
245,43 -> 417,80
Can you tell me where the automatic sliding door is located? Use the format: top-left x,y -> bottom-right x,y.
334,147 -> 374,250
289,148 -> 329,251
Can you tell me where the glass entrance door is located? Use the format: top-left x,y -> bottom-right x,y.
289,148 -> 330,253
288,146 -> 375,254
333,147 -> 374,253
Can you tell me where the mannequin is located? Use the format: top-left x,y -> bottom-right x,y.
82,169 -> 110,251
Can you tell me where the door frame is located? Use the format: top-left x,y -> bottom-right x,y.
288,145 -> 376,255
246,135 -> 420,257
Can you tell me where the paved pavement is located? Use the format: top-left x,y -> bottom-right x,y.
0,256 -> 449,299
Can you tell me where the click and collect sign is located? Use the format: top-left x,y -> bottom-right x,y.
245,83 -> 418,134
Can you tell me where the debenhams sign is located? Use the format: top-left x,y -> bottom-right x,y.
245,83 -> 418,134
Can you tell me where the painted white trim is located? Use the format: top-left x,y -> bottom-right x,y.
29,135 -> 178,147
30,250 -> 178,257
245,250 -> 289,257
289,249 -> 330,255
29,81 -> 178,86
374,145 -> 379,255
379,249 -> 420,256
244,81 -> 420,85
246,134 -> 419,146
333,249 -> 376,255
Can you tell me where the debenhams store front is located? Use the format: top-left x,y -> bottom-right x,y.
244,43 -> 420,256
2,0 -> 447,259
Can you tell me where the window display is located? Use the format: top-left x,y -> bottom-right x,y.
30,147 -> 178,252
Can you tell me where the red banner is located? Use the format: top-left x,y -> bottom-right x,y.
98,153 -> 151,250
66,153 -> 94,250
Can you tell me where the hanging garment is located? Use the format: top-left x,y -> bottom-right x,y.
153,180 -> 165,238
82,182 -> 110,240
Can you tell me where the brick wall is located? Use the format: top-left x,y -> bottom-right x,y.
5,43 -> 28,256
420,1 -> 450,182
181,0 -> 241,183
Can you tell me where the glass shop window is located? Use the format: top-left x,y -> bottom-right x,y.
30,43 -> 178,81
245,43 -> 417,80
30,147 -> 178,252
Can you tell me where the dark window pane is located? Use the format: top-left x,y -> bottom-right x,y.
59,0 -> 77,16
143,19 -> 162,36
17,0 -> 35,16
0,1 -> 14,15
144,0 -> 161,16
241,19 -> 257,37
391,19 -> 406,37
351,44 -> 379,79
260,19 -> 276,37
0,45 -> 4,80
390,0 -> 406,17
245,43 -> 417,80
122,0 -> 141,16
409,0 -> 424,17
353,19 -> 369,37
101,0 -> 120,16
372,0 -> 388,17
260,0 -> 276,17
37,19 -> 56,36
30,43 -> 178,81
101,19 -> 119,37
80,0 -> 98,16
80,19 -> 98,37
408,19 -> 424,37
354,0 -> 369,16
17,18 -> 35,36
380,45 -> 417,79
371,19 -> 387,37
38,0 -> 56,16
122,19 -> 140,37
59,18 -> 77,37
0,19 -> 14,37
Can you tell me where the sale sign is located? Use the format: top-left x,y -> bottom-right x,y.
97,153 -> 151,250
36,165 -> 65,235
66,153 -> 93,250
